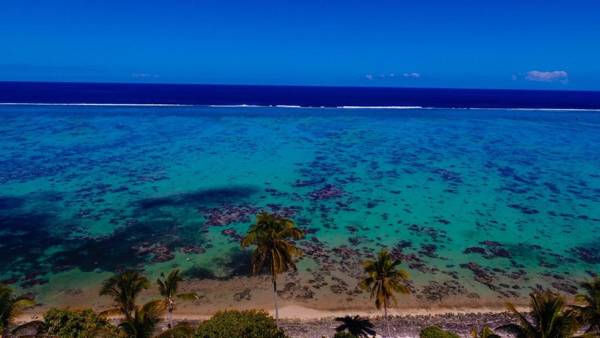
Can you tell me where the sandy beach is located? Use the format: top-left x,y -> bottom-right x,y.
15,273 -> 531,337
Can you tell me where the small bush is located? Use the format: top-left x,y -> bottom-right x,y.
43,308 -> 118,338
195,309 -> 288,338
333,332 -> 359,338
419,326 -> 460,338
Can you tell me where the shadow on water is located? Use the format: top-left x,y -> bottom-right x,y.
0,196 -> 25,210
0,212 -> 61,273
136,186 -> 260,210
1,186 -> 262,287
182,248 -> 255,281
48,216 -> 197,273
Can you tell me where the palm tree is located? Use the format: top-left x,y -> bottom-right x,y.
335,315 -> 376,337
498,290 -> 578,338
118,300 -> 166,338
471,326 -> 500,338
157,269 -> 199,329
0,284 -> 35,337
240,211 -> 304,321
360,249 -> 410,338
100,271 -> 149,320
571,277 -> 600,335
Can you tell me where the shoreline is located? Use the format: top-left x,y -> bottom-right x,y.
19,303 -> 527,322
17,304 -> 523,338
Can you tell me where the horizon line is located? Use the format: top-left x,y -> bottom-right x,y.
1,80 -> 600,94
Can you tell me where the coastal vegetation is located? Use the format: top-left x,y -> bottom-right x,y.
470,326 -> 500,338
360,249 -> 410,337
498,290 -> 577,338
195,309 -> 288,338
0,284 -> 35,336
99,271 -> 150,320
334,315 -> 376,337
571,277 -> 600,335
0,213 -> 599,338
157,269 -> 199,329
419,326 -> 460,338
43,308 -> 118,337
240,212 -> 304,321
2,272 -> 600,338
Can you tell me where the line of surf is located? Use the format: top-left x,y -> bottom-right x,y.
1,102 -> 599,111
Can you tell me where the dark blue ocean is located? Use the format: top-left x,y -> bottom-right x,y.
1,81 -> 600,108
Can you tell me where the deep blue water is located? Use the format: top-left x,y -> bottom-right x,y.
1,81 -> 600,108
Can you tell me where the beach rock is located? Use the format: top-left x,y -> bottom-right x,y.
233,288 -> 252,301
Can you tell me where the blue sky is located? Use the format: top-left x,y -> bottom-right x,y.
1,0 -> 599,90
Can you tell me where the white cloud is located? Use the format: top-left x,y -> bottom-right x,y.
402,72 -> 421,79
525,70 -> 568,83
365,74 -> 374,80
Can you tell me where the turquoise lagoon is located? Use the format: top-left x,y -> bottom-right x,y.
1,105 -> 600,307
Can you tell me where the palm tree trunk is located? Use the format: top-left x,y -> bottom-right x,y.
272,275 -> 279,322
168,308 -> 173,329
385,303 -> 391,338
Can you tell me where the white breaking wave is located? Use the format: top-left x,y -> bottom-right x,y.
0,102 -> 599,111
339,105 -> 423,109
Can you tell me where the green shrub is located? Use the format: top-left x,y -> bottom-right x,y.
419,326 -> 460,338
195,309 -> 288,338
333,332 -> 359,338
43,308 -> 118,338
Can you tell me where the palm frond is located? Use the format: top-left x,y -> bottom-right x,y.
176,292 -> 200,301
360,249 -> 410,311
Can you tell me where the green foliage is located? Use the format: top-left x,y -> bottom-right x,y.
155,322 -> 196,337
118,300 -> 166,338
43,308 -> 118,338
419,326 -> 460,338
334,315 -> 375,337
360,249 -> 410,310
0,284 -> 35,334
572,277 -> 600,335
241,212 -> 304,276
240,212 -> 304,320
99,270 -> 149,319
470,326 -> 500,338
157,269 -> 199,329
195,309 -> 288,338
499,290 -> 578,338
333,332 -> 359,338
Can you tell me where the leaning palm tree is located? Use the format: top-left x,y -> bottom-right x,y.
335,315 -> 376,337
0,284 -> 35,337
100,271 -> 149,320
471,326 -> 500,338
240,211 -> 304,321
498,290 -> 578,338
157,269 -> 199,329
571,277 -> 600,335
360,249 -> 410,338
118,300 -> 166,338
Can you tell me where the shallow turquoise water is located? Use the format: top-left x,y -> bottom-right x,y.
1,105 -> 599,303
